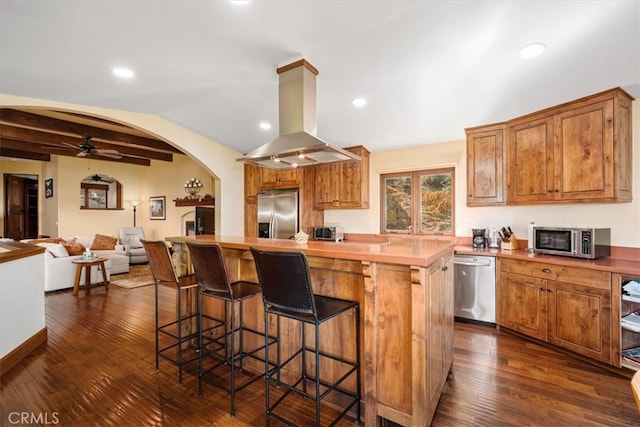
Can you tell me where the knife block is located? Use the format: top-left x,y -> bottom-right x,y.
501,234 -> 519,251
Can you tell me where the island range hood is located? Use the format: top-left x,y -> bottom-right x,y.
237,59 -> 360,170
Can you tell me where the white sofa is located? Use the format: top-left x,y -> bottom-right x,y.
24,235 -> 130,292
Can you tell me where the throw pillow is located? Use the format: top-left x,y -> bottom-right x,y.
29,237 -> 65,244
91,234 -> 117,250
62,242 -> 86,256
36,242 -> 69,258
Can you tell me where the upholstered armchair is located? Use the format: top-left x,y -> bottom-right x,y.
118,227 -> 148,264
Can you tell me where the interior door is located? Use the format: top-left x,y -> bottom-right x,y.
5,175 -> 25,239
4,174 -> 38,240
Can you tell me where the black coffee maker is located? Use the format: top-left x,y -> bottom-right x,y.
472,228 -> 487,248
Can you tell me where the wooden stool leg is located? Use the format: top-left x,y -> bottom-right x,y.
100,261 -> 109,292
73,265 -> 82,297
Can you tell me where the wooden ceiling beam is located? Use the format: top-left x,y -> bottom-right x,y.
0,125 -> 173,161
0,147 -> 51,162
0,108 -> 183,153
0,138 -> 151,166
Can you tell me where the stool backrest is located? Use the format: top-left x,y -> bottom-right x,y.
141,239 -> 179,286
250,247 -> 316,315
186,242 -> 232,297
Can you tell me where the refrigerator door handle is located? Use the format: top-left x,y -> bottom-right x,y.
269,212 -> 275,238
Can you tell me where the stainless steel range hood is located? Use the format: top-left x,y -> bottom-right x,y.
237,59 -> 360,170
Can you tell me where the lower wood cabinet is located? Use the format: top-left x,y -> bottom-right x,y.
498,258 -> 612,364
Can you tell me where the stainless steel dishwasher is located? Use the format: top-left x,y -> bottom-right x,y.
454,254 -> 496,325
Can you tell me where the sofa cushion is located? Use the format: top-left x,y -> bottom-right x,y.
120,234 -> 143,249
62,242 -> 86,256
36,242 -> 69,258
73,235 -> 95,249
91,234 -> 117,250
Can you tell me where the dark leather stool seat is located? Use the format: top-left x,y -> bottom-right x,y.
250,247 -> 361,426
142,239 -> 199,384
187,242 -> 276,416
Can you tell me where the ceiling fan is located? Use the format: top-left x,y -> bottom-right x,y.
62,135 -> 123,159
86,173 -> 116,183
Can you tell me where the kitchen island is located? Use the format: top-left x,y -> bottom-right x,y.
165,235 -> 455,426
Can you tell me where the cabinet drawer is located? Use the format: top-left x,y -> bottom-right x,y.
500,258 -> 611,290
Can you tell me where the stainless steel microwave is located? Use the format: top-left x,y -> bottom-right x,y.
313,226 -> 344,242
533,227 -> 610,259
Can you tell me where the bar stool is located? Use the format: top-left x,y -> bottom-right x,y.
142,239 -> 199,384
250,247 -> 361,426
187,242 -> 277,416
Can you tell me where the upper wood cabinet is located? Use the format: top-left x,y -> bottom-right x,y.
314,145 -> 370,209
465,123 -> 506,206
466,87 -> 633,206
507,115 -> 555,204
508,89 -> 633,203
259,167 -> 301,190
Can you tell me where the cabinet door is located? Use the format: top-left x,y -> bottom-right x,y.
499,272 -> 547,341
259,167 -> 300,189
507,115 -> 555,203
244,202 -> 257,237
466,124 -> 506,206
547,279 -> 611,363
336,155 -> 367,208
244,164 -> 260,204
314,162 -> 340,208
554,99 -> 614,201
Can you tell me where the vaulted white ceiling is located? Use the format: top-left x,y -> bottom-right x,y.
1,1 -> 638,156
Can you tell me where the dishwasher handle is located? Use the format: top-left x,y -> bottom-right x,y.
454,259 -> 493,267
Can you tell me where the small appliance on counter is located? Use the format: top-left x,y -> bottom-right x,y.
532,226 -> 610,259
488,228 -> 500,249
313,226 -> 344,242
472,228 -> 487,248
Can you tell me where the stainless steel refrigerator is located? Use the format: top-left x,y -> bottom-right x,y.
257,189 -> 299,239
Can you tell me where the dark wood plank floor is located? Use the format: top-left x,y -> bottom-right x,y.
1,283 -> 638,426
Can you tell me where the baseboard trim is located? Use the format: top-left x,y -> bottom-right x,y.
0,327 -> 48,376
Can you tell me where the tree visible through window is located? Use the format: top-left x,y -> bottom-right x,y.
381,168 -> 454,235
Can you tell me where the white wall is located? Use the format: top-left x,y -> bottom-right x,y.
325,99 -> 640,248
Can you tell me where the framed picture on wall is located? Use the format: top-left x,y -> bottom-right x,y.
45,178 -> 53,198
149,196 -> 166,220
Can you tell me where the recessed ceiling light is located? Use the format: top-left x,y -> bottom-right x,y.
229,1 -> 250,4
519,43 -> 546,59
259,122 -> 272,130
113,67 -> 135,79
352,97 -> 367,107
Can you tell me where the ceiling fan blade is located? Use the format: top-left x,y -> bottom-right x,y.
96,152 -> 123,159
96,149 -> 121,155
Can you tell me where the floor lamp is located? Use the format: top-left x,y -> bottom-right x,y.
128,200 -> 141,227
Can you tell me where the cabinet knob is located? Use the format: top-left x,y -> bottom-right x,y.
542,268 -> 552,273
540,287 -> 545,291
